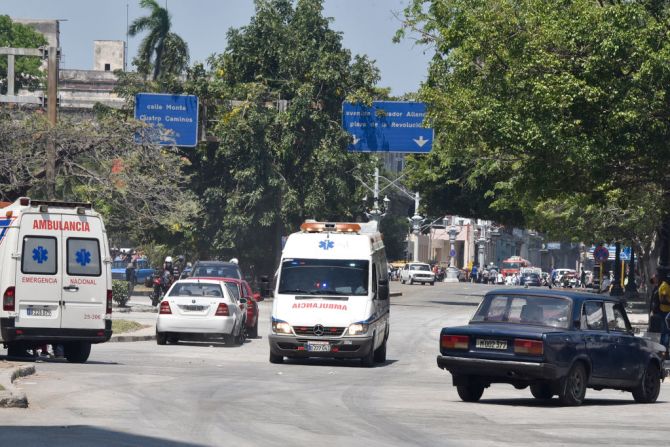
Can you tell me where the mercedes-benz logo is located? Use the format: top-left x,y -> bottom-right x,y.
313,324 -> 325,336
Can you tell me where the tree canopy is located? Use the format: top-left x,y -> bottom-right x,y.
186,0 -> 381,273
399,0 -> 670,245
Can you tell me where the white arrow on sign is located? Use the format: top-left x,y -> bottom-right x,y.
413,136 -> 429,148
352,135 -> 360,145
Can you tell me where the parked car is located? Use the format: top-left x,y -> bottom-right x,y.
112,257 -> 153,284
155,279 -> 247,346
519,272 -> 541,287
189,260 -> 242,280
400,262 -> 435,285
437,289 -> 666,405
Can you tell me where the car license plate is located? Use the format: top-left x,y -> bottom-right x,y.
183,305 -> 204,311
307,341 -> 330,352
476,339 -> 507,350
27,308 -> 51,317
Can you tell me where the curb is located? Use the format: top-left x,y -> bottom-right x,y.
109,334 -> 156,343
0,364 -> 35,408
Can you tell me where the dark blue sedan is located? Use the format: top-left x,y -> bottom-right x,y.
437,289 -> 667,405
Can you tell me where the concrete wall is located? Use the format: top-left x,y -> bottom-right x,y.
13,18 -> 59,48
94,41 -> 125,71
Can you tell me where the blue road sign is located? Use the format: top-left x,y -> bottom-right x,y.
135,93 -> 199,147
342,101 -> 433,153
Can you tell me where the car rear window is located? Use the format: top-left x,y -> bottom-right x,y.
22,236 -> 58,275
169,283 -> 225,298
193,265 -> 241,279
67,238 -> 102,277
472,294 -> 571,328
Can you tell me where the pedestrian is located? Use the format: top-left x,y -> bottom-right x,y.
580,268 -> 586,288
471,265 -> 478,283
125,253 -> 137,299
651,273 -> 670,347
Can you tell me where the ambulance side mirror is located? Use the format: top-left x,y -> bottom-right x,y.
378,279 -> 389,301
260,276 -> 271,298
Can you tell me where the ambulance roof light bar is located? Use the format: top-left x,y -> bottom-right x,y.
300,222 -> 361,233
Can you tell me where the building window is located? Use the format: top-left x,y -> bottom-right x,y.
104,63 -> 111,71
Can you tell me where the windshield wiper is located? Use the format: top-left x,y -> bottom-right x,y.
309,290 -> 350,295
278,288 -> 310,294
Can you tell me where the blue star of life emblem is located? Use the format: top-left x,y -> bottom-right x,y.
76,248 -> 92,267
33,246 -> 48,264
319,240 -> 334,250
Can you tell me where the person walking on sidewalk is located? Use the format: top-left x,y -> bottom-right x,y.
649,273 -> 670,347
125,253 -> 137,299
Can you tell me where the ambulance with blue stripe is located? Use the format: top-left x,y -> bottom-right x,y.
269,221 -> 390,366
0,197 -> 112,362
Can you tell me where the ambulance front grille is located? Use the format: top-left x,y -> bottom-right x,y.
292,326 -> 345,337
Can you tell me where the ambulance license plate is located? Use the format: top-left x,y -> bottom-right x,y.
307,341 -> 330,352
27,308 -> 51,317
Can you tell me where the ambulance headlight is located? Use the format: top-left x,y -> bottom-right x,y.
347,323 -> 369,336
272,320 -> 292,335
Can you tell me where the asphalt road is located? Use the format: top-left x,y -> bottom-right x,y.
0,282 -> 669,446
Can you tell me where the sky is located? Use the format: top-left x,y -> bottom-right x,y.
1,0 -> 434,96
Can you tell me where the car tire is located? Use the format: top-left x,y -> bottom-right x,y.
373,338 -> 387,363
223,334 -> 236,345
361,338 -> 376,367
558,362 -> 587,406
64,341 -> 91,363
456,381 -> 485,402
248,320 -> 259,339
632,362 -> 661,403
401,278 -> 405,284
409,277 -> 414,285
530,383 -> 554,400
269,351 -> 283,364
235,326 -> 247,346
430,282 -> 435,286
156,332 -> 167,345
167,335 -> 179,345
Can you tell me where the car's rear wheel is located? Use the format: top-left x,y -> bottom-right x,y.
558,362 -> 587,406
223,334 -> 236,345
235,325 -> 247,345
456,381 -> 485,402
156,332 -> 167,345
248,320 -> 258,339
269,351 -> 283,364
530,383 -> 554,400
430,282 -> 435,286
632,362 -> 661,403
64,341 -> 91,363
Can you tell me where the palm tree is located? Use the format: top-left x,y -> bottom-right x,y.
129,0 -> 189,80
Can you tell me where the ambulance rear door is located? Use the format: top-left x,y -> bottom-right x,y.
60,214 -> 106,330
15,213 -> 62,329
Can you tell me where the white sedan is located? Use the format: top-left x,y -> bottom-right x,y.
156,279 -> 247,346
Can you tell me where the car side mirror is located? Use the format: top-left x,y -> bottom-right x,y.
378,280 -> 389,301
253,292 -> 262,302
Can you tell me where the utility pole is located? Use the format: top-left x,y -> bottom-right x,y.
46,46 -> 59,199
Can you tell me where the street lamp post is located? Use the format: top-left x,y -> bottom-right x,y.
610,242 -> 624,296
445,225 -> 460,283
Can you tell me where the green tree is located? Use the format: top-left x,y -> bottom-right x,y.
399,0 -> 670,282
0,16 -> 47,94
129,0 -> 189,80
191,0 -> 381,275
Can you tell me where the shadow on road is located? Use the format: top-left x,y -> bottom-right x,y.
281,358 -> 399,369
429,301 -> 480,307
473,397 -> 641,407
0,426 -> 206,447
0,355 -> 119,365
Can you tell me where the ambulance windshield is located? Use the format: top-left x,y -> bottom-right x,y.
278,259 -> 369,296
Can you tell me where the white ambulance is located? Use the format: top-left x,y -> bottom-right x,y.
269,221 -> 390,367
0,197 -> 113,362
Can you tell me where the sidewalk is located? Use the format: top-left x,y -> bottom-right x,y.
110,293 -> 157,342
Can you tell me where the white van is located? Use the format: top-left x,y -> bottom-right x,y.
269,221 -> 390,367
0,197 -> 112,362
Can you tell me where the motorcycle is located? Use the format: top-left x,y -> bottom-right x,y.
151,269 -> 174,306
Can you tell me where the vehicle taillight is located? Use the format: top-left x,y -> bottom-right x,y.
3,287 -> 15,311
441,334 -> 469,350
215,303 -> 229,316
514,338 -> 543,356
159,301 -> 172,315
106,289 -> 113,314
